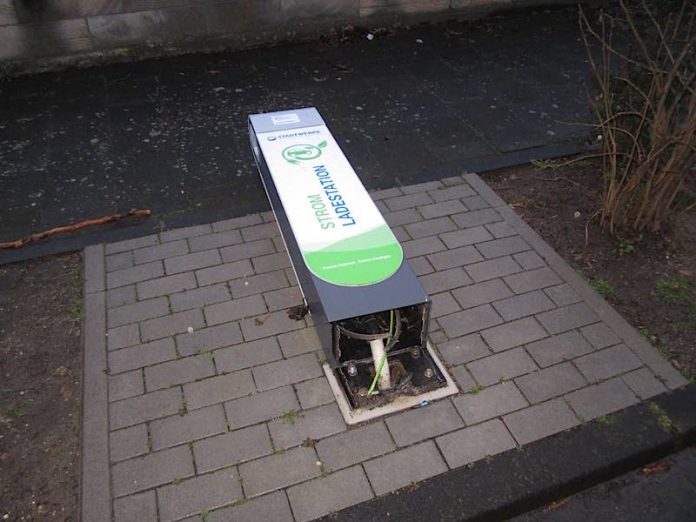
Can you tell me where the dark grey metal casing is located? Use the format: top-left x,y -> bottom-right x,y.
248,107 -> 430,367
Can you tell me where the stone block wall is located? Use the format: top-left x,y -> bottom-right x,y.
0,0 -> 574,72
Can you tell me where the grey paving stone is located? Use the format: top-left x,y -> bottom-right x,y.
383,208 -> 422,227
405,216 -> 457,239
440,225 -> 494,249
409,256 -> 435,276
285,267 -> 298,286
134,240 -> 189,264
108,297 -> 169,328
288,466 -> 374,522
195,259 -> 254,286
386,399 -> 464,447
419,199 -> 467,219
145,354 -> 216,391
402,180 -> 443,194
466,256 -> 522,282
207,490 -> 293,522
184,370 -> 255,410
481,317 -> 547,352
545,283 -> 583,307
476,236 -> 530,259
106,235 -> 158,255
268,403 -> 346,449
429,184 -> 476,202
419,267 -> 471,294
114,490 -> 157,522
452,278 -> 513,310
370,187 -> 403,200
513,251 -> 546,270
452,208 -> 503,229
137,272 -> 197,300
622,368 -> 668,400
225,386 -> 300,430
363,441 -> 448,496
429,328 -> 449,344
430,291 -> 461,319
110,424 -> 149,463
277,328 -> 322,358
157,467 -> 243,522
566,377 -> 639,421
453,382 -> 528,425
485,221 -> 517,239
462,195 -> 490,211
384,192 -> 434,211
492,290 -> 556,321
109,370 -> 144,402
515,362 -> 587,404
402,236 -> 447,258
264,286 -> 303,311
437,304 -> 503,339
176,322 -> 243,357
193,424 -> 273,473
503,399 -> 580,445
260,211 -> 276,222
107,261 -> 164,289
140,309 -> 204,342
252,251 -> 291,274
204,294 -> 267,326
109,338 -> 177,374
240,221 -> 280,242
537,302 -> 600,335
504,267 -> 563,294
450,364 -> 477,391
170,284 -> 230,312
436,419 -> 517,468
112,445 -> 194,497
212,214 -> 263,233
106,251 -> 133,273
427,245 -> 484,270
240,310 -> 305,342
160,224 -> 212,242
215,337 -> 283,372
295,377 -> 334,409
230,270 -> 288,298
107,285 -> 137,308
574,344 -> 643,383
467,347 -> 538,386
581,322 -> 622,349
110,387 -> 182,430
151,405 -> 227,450
441,176 -> 467,186
220,238 -> 276,263
188,230 -> 243,252
107,323 -> 140,350
165,249 -> 221,275
316,422 -> 396,472
526,331 -> 595,368
239,447 -> 321,497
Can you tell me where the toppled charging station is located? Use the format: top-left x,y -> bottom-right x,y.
249,107 -> 456,424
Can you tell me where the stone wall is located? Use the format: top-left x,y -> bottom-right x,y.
0,0 -> 575,72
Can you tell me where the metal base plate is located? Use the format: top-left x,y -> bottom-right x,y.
323,342 -> 459,425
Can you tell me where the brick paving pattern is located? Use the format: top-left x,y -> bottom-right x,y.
83,174 -> 687,521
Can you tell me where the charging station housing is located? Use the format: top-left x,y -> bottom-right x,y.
249,107 -> 454,416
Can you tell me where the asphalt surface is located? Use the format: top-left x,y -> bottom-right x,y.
0,6 -> 592,263
514,447 -> 696,522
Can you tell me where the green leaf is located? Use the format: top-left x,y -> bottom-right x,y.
318,140 -> 327,148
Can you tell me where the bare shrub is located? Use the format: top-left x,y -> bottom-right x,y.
579,0 -> 695,235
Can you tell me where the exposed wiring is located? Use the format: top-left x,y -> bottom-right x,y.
367,309 -> 394,395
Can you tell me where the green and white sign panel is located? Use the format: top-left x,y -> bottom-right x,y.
257,121 -> 403,287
